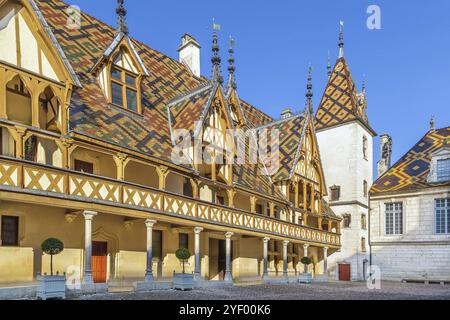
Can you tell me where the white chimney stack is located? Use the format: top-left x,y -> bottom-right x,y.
178,33 -> 201,77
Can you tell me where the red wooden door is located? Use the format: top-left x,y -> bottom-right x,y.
92,241 -> 108,283
339,264 -> 351,281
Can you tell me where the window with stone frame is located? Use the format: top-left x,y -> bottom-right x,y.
330,185 -> 341,202
1,216 -> 19,247
437,159 -> 450,182
361,237 -> 367,252
385,202 -> 403,235
343,214 -> 351,228
363,136 -> 368,160
435,198 -> 450,235
179,233 -> 189,250
363,180 -> 368,198
361,214 -> 367,230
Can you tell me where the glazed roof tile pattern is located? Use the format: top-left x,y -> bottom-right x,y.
257,115 -> 307,182
33,0 -> 336,208
315,58 -> 372,133
371,127 -> 450,194
240,99 -> 274,128
168,84 -> 214,133
37,0 -> 201,161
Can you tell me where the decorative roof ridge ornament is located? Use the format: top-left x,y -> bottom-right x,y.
305,64 -> 314,115
116,0 -> 129,35
226,35 -> 237,92
211,19 -> 223,85
338,20 -> 345,59
327,50 -> 332,78
430,115 -> 436,131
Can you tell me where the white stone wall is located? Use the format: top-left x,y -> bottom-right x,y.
316,122 -> 373,281
370,187 -> 450,281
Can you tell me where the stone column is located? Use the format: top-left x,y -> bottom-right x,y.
303,244 -> 310,274
194,227 -> 203,280
83,211 -> 97,284
145,219 -> 157,282
262,237 -> 270,280
323,247 -> 329,276
224,232 -> 234,282
283,240 -> 290,280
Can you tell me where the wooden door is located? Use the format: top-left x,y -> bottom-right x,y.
339,264 -> 351,281
92,241 -> 108,283
218,240 -> 226,280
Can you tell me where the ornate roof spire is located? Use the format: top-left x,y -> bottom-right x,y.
430,115 -> 436,131
362,75 -> 367,95
116,0 -> 129,35
211,19 -> 223,84
226,36 -> 237,91
338,21 -> 345,58
327,51 -> 332,77
306,65 -> 314,114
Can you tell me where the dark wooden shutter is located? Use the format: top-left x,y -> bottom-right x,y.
1,216 -> 19,246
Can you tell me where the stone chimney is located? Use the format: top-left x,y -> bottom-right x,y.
178,33 -> 201,77
281,108 -> 294,120
377,134 -> 393,177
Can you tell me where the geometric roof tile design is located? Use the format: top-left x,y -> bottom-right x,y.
257,114 -> 308,182
315,57 -> 375,135
34,0 -> 333,207
371,127 -> 450,194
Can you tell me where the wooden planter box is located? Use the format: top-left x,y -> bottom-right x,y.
37,275 -> 66,300
173,273 -> 194,291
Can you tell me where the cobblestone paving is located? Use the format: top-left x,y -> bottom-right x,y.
75,281 -> 450,300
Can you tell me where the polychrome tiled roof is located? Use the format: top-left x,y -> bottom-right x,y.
315,57 -> 374,134
371,127 -> 450,194
257,114 -> 308,182
34,0 -> 336,206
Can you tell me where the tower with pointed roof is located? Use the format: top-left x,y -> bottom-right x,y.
314,24 -> 377,281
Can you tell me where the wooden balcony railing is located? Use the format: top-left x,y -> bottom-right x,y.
0,157 -> 341,247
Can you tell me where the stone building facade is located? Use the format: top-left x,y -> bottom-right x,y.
314,32 -> 376,281
370,127 -> 450,282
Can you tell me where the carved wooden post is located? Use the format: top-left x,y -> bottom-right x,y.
156,166 -> 169,190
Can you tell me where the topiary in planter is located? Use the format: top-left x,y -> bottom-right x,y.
41,238 -> 64,276
301,256 -> 312,274
175,248 -> 191,274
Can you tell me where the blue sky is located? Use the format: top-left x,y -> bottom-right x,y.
68,0 -> 450,175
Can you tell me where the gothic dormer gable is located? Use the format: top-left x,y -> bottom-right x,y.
0,0 -> 79,85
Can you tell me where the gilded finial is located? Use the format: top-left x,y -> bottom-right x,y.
430,115 -> 435,131
116,0 -> 129,35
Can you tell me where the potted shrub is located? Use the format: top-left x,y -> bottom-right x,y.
298,256 -> 313,284
37,238 -> 66,300
173,248 -> 194,291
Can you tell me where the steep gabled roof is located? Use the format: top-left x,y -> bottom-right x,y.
37,0 -> 201,162
315,57 -> 375,135
371,127 -> 450,195
241,99 -> 274,129
257,113 -> 308,182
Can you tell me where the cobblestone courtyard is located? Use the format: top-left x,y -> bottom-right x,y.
75,281 -> 450,300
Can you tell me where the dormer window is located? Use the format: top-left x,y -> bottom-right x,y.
110,50 -> 140,113
428,147 -> 450,183
437,159 -> 450,182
